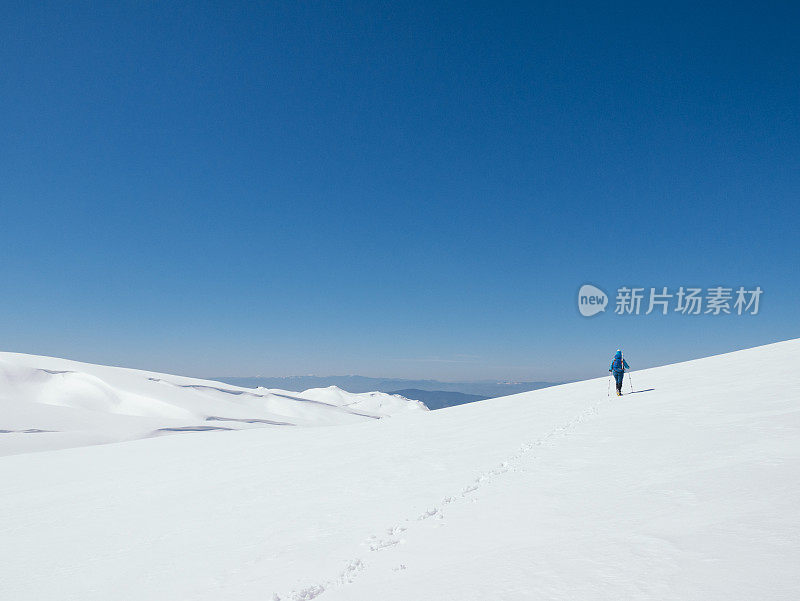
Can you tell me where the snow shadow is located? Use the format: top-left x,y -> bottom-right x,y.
205,416 -> 295,426
0,429 -> 55,434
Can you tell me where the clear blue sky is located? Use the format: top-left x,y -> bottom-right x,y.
1,1 -> 797,381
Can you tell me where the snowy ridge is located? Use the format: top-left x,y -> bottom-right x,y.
1,340 -> 798,600
0,352 -> 427,456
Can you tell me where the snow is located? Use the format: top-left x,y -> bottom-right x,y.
0,353 -> 427,456
295,386 -> 428,415
1,339 -> 798,600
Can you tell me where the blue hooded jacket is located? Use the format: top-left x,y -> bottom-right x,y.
610,350 -> 630,374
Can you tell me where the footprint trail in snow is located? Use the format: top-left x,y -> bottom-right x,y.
274,393 -> 610,600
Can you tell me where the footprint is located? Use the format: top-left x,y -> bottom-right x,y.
461,483 -> 479,495
369,538 -> 400,551
290,583 -> 325,600
337,559 -> 364,584
417,506 -> 441,520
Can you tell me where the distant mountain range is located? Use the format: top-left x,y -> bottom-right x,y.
388,389 -> 489,410
215,375 -> 558,403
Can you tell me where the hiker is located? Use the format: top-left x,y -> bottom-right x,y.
609,349 -> 629,396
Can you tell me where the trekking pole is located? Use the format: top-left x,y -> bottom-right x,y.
628,370 -> 634,393
607,375 -> 610,397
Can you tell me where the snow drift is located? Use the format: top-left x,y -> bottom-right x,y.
0,352 -> 427,456
0,340 -> 798,600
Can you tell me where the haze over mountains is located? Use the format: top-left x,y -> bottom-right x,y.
388,389 -> 489,410
217,375 -> 558,398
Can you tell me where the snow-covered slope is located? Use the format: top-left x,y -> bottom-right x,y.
0,353 -> 427,456
1,340 -> 798,600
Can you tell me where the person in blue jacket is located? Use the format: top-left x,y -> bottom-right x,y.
609,349 -> 629,396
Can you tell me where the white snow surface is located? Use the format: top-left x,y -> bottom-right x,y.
1,339 -> 799,600
0,352 -> 427,457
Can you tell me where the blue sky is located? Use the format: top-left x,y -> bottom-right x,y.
1,1 -> 798,381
